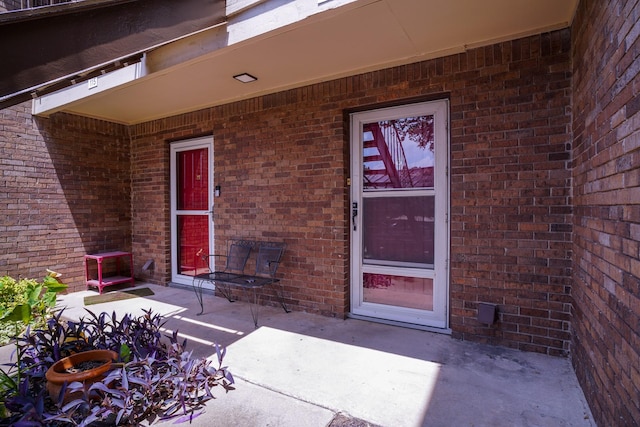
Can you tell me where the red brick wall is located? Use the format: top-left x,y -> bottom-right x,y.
448,31 -> 573,356
571,1 -> 640,425
130,29 -> 573,353
0,102 -> 131,290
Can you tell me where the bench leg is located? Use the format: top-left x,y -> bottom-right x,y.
275,282 -> 291,313
192,279 -> 205,316
241,287 -> 260,328
216,282 -> 237,303
241,284 -> 290,328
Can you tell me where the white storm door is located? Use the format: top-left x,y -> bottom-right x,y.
350,100 -> 449,329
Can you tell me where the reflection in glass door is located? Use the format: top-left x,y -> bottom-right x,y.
170,137 -> 214,287
350,100 -> 449,329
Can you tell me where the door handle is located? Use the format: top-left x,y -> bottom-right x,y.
352,202 -> 358,231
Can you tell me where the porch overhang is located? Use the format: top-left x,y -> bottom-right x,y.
26,0 -> 578,125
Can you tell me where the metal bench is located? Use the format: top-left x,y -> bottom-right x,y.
192,240 -> 290,327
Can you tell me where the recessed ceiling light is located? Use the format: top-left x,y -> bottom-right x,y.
233,73 -> 257,83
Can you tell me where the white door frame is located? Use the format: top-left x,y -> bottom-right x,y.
170,137 -> 214,286
350,100 -> 450,330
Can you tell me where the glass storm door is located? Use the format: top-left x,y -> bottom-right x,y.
170,137 -> 214,287
350,100 -> 449,329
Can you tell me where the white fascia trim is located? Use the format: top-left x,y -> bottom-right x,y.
32,62 -> 145,117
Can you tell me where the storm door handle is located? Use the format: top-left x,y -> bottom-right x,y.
352,202 -> 358,231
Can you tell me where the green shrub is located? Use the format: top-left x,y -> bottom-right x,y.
0,273 -> 68,346
0,276 -> 36,312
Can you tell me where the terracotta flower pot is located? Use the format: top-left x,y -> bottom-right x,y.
45,349 -> 118,403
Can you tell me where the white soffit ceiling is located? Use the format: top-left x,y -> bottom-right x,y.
45,0 -> 578,124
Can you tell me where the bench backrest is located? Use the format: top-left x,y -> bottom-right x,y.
225,240 -> 255,272
255,242 -> 286,277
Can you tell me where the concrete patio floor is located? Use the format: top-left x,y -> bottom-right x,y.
3,283 -> 595,426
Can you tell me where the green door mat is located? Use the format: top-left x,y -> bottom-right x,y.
84,288 -> 155,306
